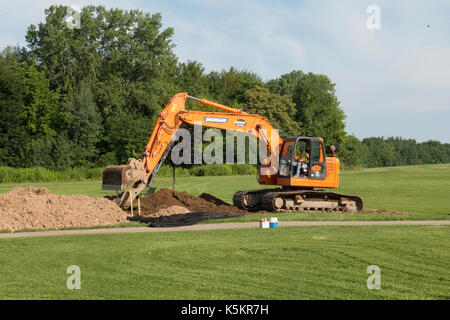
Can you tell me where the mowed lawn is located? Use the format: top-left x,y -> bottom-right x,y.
1,164 -> 449,223
0,165 -> 449,300
0,225 -> 449,299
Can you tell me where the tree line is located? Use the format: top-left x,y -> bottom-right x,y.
0,5 -> 448,170
342,136 -> 450,168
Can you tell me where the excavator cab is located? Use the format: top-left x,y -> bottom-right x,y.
278,137 -> 327,180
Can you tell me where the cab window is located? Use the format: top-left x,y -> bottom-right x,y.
311,140 -> 324,162
295,141 -> 309,159
281,141 -> 295,157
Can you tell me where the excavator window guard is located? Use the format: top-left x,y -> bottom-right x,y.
279,140 -> 296,177
309,139 -> 327,179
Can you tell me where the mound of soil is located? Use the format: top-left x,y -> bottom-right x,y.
126,188 -> 246,227
138,188 -> 246,217
0,187 -> 127,232
149,205 -> 191,217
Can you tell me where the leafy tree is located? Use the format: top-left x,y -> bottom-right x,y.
241,86 -> 298,134
26,138 -> 54,168
266,71 -> 346,146
64,81 -> 102,166
1,48 -> 61,168
175,60 -> 211,111
385,137 -> 418,166
207,67 -> 264,106
175,60 -> 208,97
26,5 -> 178,113
362,137 -> 400,167
292,73 -> 346,146
103,110 -> 157,164
0,53 -> 30,167
266,70 -> 304,95
338,135 -> 369,168
418,140 -> 449,164
12,62 -> 59,138
52,134 -> 76,169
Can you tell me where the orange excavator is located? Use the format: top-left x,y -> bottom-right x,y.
102,93 -> 363,212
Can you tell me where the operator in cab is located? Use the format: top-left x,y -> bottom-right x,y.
293,144 -> 309,176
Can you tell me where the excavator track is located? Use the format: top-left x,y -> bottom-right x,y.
233,188 -> 281,211
233,189 -> 363,213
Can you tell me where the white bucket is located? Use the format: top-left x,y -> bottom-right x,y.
259,218 -> 269,229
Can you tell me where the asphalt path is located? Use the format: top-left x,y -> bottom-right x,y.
1,220 -> 449,239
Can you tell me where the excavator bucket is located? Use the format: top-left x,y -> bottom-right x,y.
102,165 -> 133,190
102,159 -> 149,209
102,158 -> 147,192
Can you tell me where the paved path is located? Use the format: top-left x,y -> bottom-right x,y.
1,220 -> 449,239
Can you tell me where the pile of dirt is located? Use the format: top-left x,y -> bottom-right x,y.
124,188 -> 247,227
0,187 -> 127,232
149,205 -> 191,217
138,188 -> 246,217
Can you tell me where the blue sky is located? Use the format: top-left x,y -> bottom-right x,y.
1,0 -> 449,143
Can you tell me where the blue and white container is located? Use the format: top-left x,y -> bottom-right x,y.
269,217 -> 278,228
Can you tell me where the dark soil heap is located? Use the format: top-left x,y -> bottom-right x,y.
139,188 -> 246,216
130,188 -> 247,227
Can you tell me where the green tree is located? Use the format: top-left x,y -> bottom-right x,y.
12,62 -> 59,138
241,86 -> 298,134
266,70 -> 304,96
292,73 -> 346,146
418,140 -> 448,164
64,81 -> 102,166
266,70 -> 346,146
175,60 -> 208,97
26,5 -> 178,114
26,138 -> 54,168
52,134 -> 75,169
0,48 -> 62,168
385,137 -> 418,166
0,51 -> 30,167
207,67 -> 264,106
175,60 -> 211,111
103,110 -> 157,164
362,137 -> 397,167
339,135 -> 369,168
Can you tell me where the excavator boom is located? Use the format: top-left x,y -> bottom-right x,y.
102,93 -> 280,208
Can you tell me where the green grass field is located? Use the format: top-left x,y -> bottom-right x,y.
0,164 -> 449,299
1,164 -> 449,224
0,225 -> 449,299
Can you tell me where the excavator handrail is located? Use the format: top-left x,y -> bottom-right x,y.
186,95 -> 247,114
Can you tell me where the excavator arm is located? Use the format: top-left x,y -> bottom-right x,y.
102,92 -> 281,209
